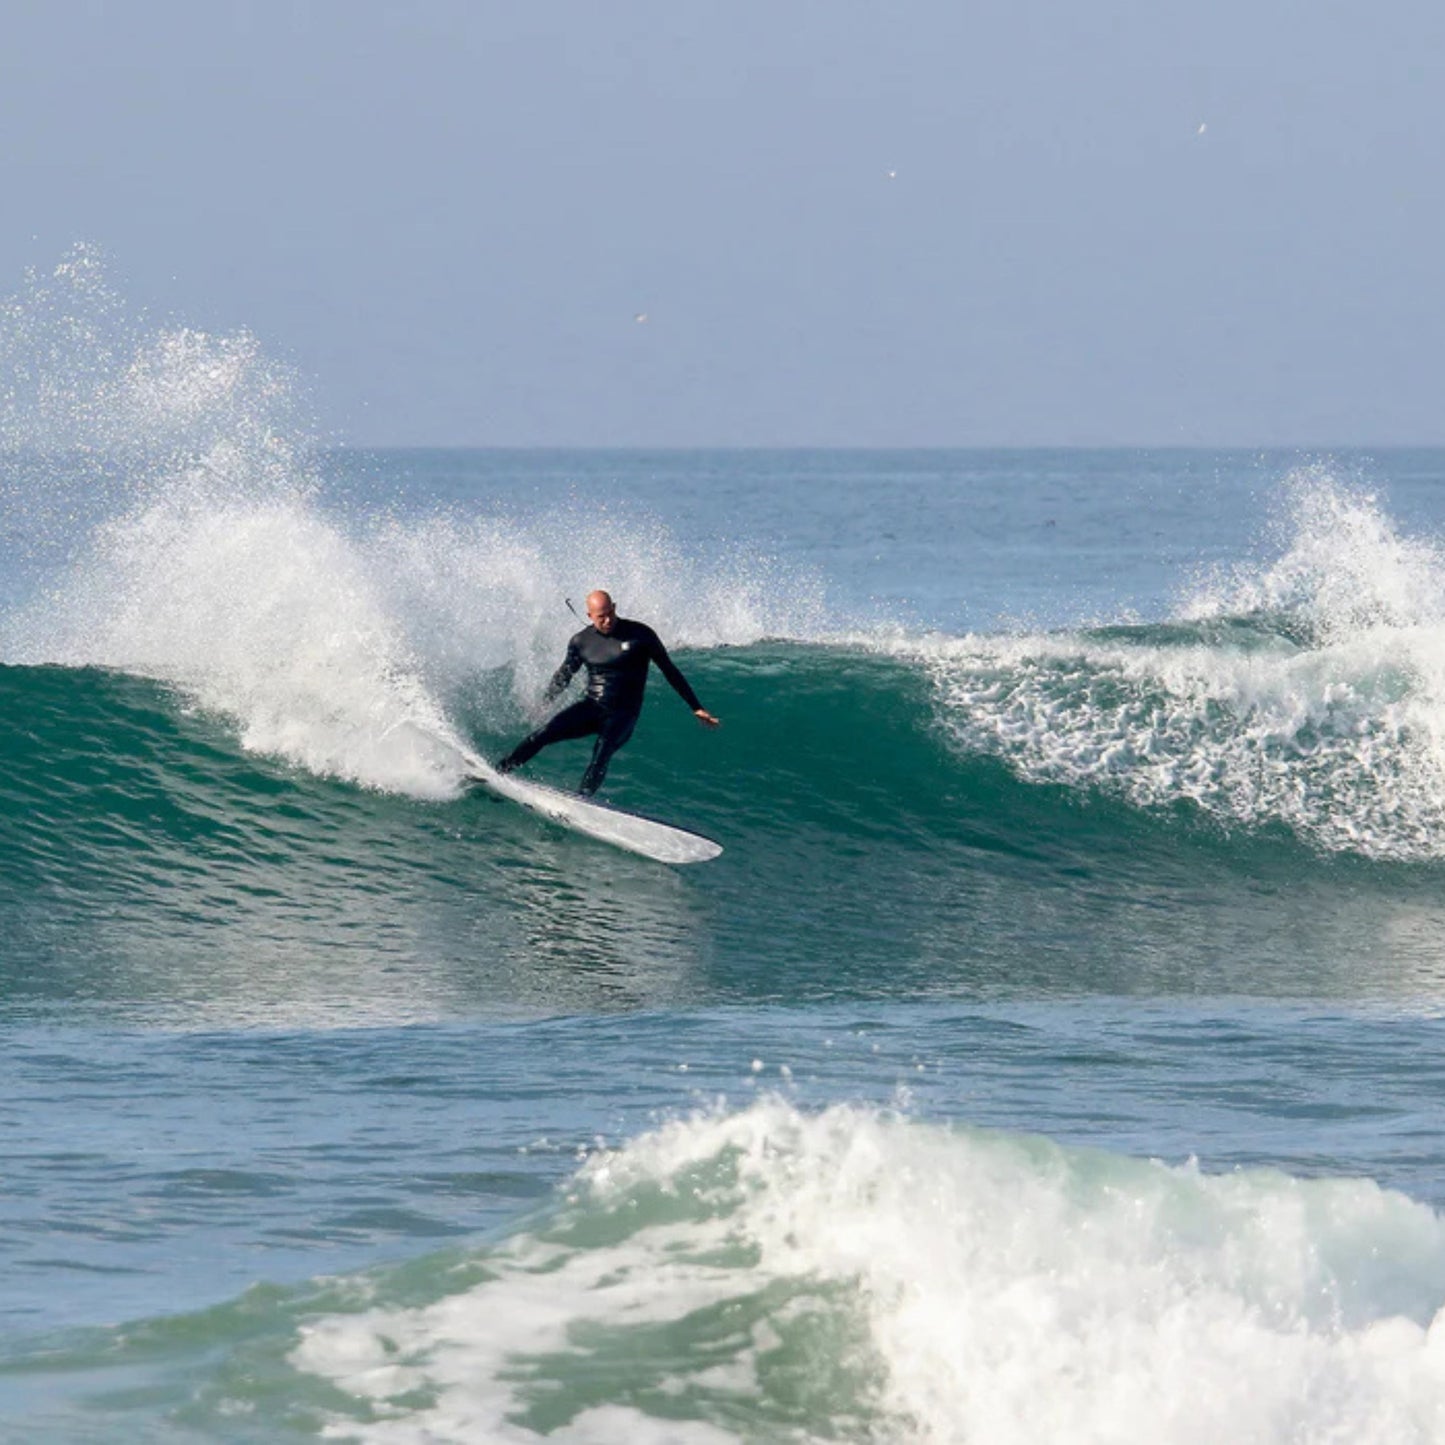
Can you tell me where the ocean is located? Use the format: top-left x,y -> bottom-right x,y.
3,258 -> 1445,1441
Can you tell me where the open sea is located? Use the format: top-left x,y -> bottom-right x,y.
3,259 -> 1445,1442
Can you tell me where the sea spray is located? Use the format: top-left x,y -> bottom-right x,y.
0,244 -> 309,499
1184,464 -> 1445,643
11,488 -> 826,798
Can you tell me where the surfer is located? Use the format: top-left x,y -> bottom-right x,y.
496,591 -> 720,796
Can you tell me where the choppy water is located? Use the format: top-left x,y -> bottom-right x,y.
4,252 -> 1445,1442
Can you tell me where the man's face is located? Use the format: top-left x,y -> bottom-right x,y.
588,598 -> 617,634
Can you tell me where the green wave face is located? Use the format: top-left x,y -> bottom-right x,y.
5,636 -> 1445,1023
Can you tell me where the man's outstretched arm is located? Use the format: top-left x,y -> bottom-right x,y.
648,631 -> 720,727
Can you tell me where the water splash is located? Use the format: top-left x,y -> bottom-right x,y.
1186,465 -> 1445,644
0,244 -> 307,486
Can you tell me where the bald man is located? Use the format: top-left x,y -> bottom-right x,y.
496,590 -> 720,797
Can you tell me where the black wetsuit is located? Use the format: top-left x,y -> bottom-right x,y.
497,618 -> 704,795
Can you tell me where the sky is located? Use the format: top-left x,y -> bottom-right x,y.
3,0 -> 1444,447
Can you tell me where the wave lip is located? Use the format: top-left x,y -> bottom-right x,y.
287,1100 -> 1445,1444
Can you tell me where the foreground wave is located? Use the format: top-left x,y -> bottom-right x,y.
8,1099 -> 1445,1443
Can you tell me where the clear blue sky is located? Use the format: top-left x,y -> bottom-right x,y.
5,0 -> 1443,446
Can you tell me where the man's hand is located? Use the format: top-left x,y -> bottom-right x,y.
694,709 -> 721,728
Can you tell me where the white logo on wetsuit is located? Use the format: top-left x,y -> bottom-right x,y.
620,641 -> 633,650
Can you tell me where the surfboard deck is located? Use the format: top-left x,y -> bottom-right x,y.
463,754 -> 722,865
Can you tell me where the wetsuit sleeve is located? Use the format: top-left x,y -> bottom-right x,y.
645,628 -> 704,712
543,640 -> 583,702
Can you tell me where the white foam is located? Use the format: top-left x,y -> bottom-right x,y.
289,1099 -> 1445,1443
12,477 -> 470,796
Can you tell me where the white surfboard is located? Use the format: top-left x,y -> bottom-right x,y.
462,751 -> 722,865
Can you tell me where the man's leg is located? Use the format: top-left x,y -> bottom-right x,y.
577,710 -> 638,796
497,701 -> 601,773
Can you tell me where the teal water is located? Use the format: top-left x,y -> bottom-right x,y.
4,265 -> 1445,1441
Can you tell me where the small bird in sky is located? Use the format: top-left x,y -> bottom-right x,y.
886,169 -> 897,179
1196,123 -> 1207,136
633,312 -> 648,324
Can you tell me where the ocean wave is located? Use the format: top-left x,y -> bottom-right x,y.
11,1099 -> 1441,1442
41,1097 -> 1422,1444
7,254 -> 1445,865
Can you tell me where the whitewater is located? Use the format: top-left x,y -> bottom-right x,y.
5,253 -> 1445,1442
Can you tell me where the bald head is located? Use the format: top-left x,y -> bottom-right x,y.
585,590 -> 617,634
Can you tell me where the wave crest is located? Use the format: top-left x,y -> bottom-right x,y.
904,471 -> 1445,860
